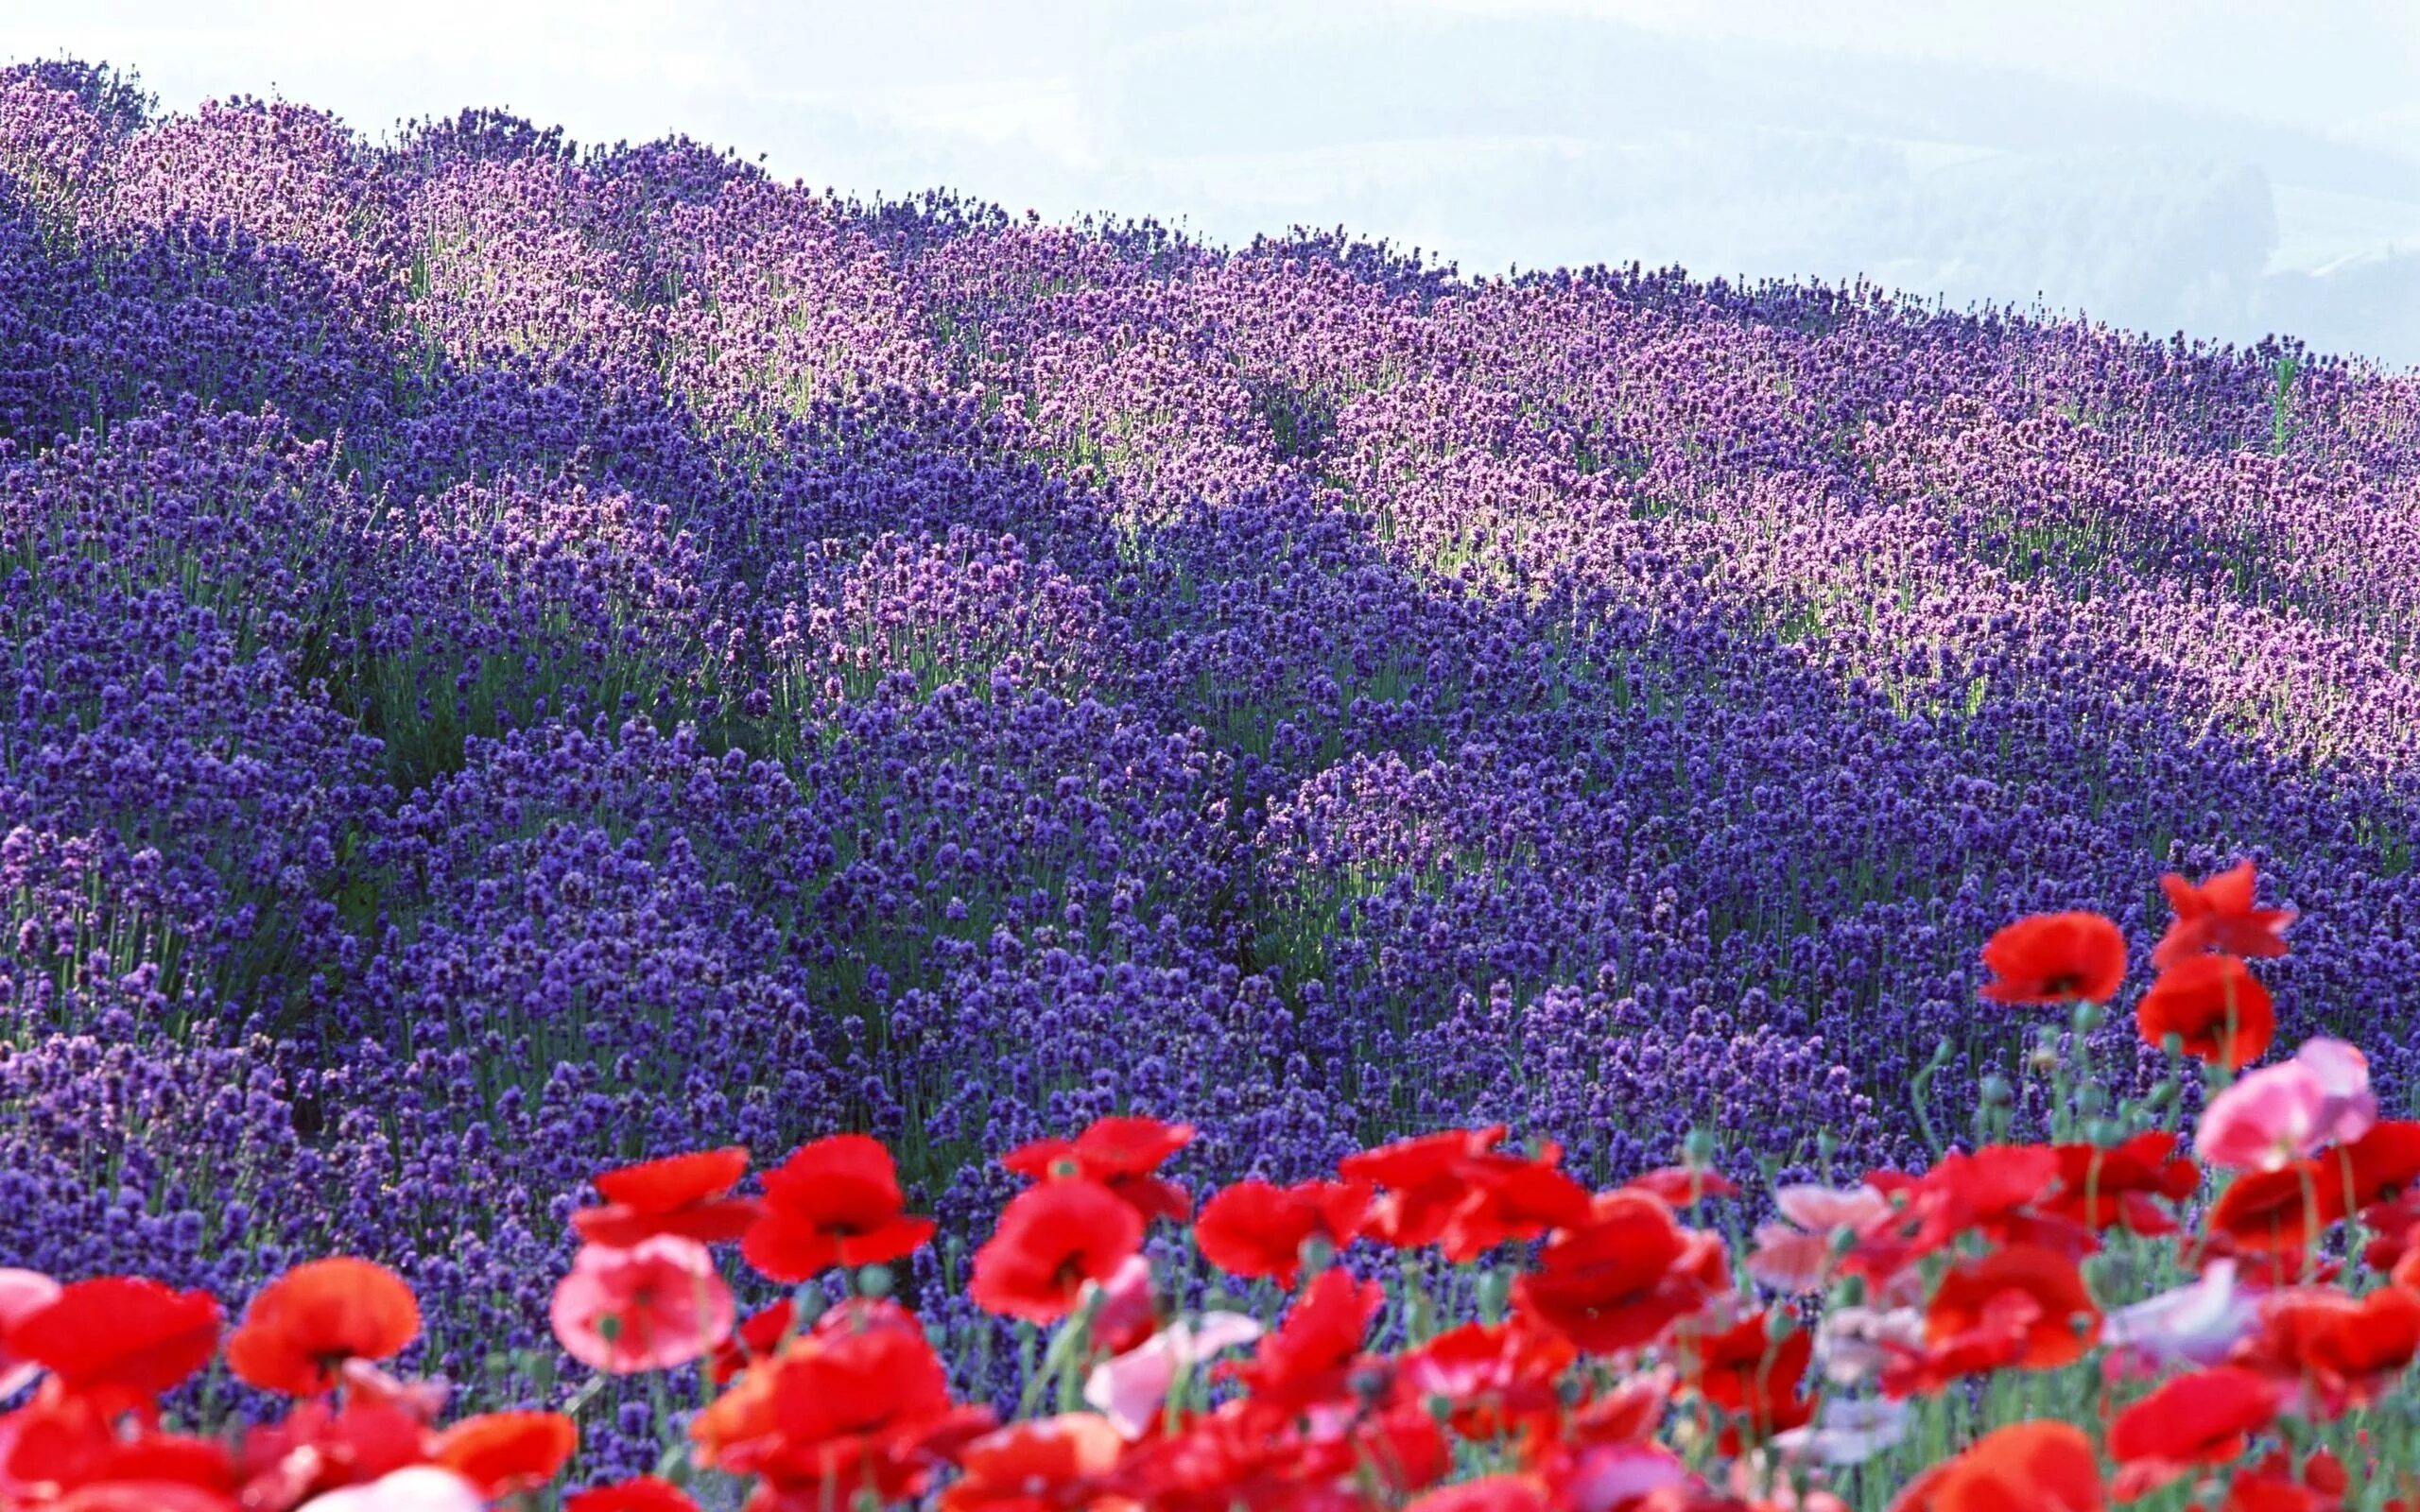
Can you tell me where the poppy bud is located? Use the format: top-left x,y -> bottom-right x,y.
1766,1308 -> 1798,1342
2072,1002 -> 2106,1034
857,1264 -> 893,1299
1349,1363 -> 1393,1405
1980,1074 -> 2014,1108
791,1283 -> 827,1329
1683,1128 -> 1717,1167
1298,1234 -> 1335,1278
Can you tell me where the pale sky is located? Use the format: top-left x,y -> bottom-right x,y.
12,0 -> 2420,365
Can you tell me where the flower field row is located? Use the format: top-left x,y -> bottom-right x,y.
10,868 -> 2420,1507
0,54 -> 2418,1503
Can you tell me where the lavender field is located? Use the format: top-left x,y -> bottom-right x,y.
5,58 -> 2420,1489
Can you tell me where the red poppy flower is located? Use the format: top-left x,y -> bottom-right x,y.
1441,1153 -> 1597,1263
1193,1178 -> 1369,1285
225,1258 -> 422,1397
2154,861 -> 2294,969
939,1413 -> 1124,1511
1225,1269 -> 1386,1416
696,1324 -> 990,1505
565,1478 -> 701,1512
2221,1450 -> 2347,1512
2221,1474 -> 2336,1512
1560,1372 -> 1672,1449
1512,1191 -> 1714,1354
1406,1477 -> 1557,1512
2338,1120 -> 2420,1211
2041,1132 -> 2199,1235
2136,954 -> 2274,1069
2206,1162 -> 2347,1253
1881,1288 -> 2038,1399
574,1146 -> 760,1248
2236,1285 -> 2420,1418
1926,1246 -> 2100,1371
1890,1144 -> 2067,1261
1889,1420 -> 2103,1512
2360,1191 -> 2420,1271
1340,1126 -> 1508,1249
709,1297 -> 797,1385
2,1393 -> 239,1506
1342,1127 -> 1592,1261
1681,1311 -> 1815,1445
1071,1398 -> 1261,1506
689,1353 -> 780,1471
711,1297 -> 916,1390
1401,1320 -> 1577,1441
433,1411 -> 578,1498
231,1399 -> 432,1505
1978,911 -> 2128,1005
1139,1399 -> 1448,1504
1003,1116 -> 1195,1223
2194,1234 -> 2342,1289
1335,1404 -> 1453,1496
1624,1166 -> 1741,1207
2108,1366 -> 2279,1496
44,1489 -> 241,1512
1187,1400 -> 1366,1499
7,1277 -> 220,1411
742,1134 -> 936,1282
969,1179 -> 1144,1323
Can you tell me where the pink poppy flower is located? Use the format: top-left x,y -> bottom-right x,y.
298,1467 -> 486,1512
1082,1312 -> 1264,1437
1812,1306 -> 1924,1387
1748,1184 -> 1890,1293
1772,1184 -> 1890,1233
1747,1225 -> 1835,1294
2298,1038 -> 2378,1146
2197,1039 -> 2376,1172
2100,1262 -> 2259,1379
1772,1396 -> 1910,1467
549,1237 -> 735,1374
1556,1442 -> 1695,1508
0,1269 -> 62,1400
1087,1254 -> 1160,1356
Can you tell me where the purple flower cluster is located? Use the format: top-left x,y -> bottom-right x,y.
5,57 -> 2420,1463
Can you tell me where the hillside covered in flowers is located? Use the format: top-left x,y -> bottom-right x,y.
5,57 -> 2420,1509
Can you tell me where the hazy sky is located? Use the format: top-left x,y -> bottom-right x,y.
14,1 -> 2420,365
